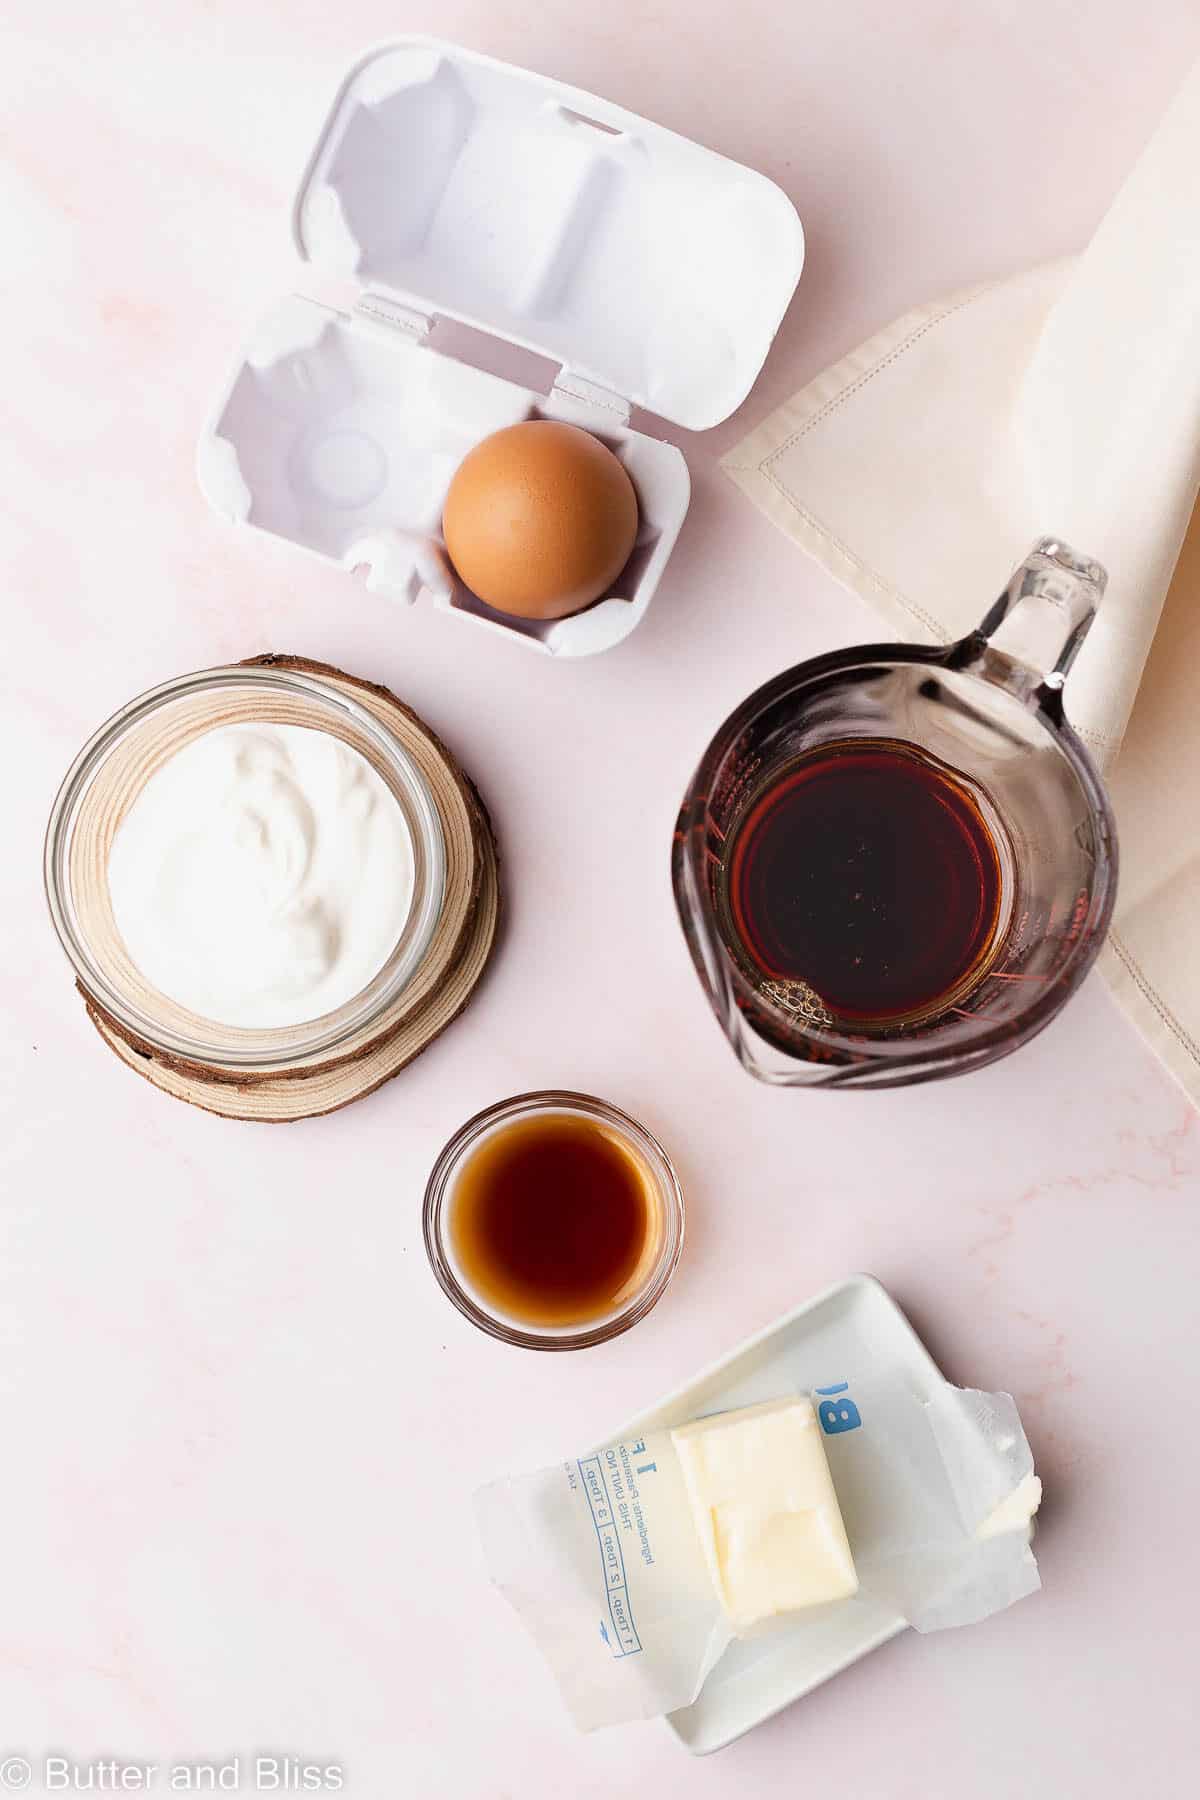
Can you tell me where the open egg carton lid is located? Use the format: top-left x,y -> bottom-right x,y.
198,38 -> 804,656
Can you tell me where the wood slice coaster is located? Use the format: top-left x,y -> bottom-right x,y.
81,655 -> 501,1122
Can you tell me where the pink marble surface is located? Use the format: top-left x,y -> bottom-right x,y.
4,3 -> 1200,1794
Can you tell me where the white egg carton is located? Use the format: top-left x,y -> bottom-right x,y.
197,38 -> 804,656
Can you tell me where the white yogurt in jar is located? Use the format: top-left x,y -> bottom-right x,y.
107,722 -> 414,1029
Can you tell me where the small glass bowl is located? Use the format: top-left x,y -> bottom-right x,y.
43,664 -> 447,1074
423,1091 -> 685,1351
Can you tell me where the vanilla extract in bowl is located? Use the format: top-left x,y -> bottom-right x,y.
451,1112 -> 654,1326
423,1092 -> 685,1351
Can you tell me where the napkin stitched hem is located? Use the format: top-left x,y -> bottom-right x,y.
1105,933 -> 1200,1076
724,282 -> 1006,647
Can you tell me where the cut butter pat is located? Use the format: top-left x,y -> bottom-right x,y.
671,1396 -> 858,1635
976,1471 -> 1043,1540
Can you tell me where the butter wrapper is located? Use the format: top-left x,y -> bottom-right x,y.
818,1375 -> 1041,1634
474,1379 -> 1041,1732
475,1432 -> 733,1729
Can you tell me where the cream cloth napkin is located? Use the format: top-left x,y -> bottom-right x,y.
724,60 -> 1200,1106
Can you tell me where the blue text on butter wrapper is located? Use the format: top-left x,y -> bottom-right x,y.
815,1382 -> 862,1434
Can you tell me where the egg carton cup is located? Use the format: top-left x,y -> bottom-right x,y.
198,38 -> 804,657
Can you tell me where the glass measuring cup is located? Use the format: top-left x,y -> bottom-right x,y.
672,540 -> 1118,1088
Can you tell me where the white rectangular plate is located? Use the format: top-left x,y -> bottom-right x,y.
611,1274 -> 944,1754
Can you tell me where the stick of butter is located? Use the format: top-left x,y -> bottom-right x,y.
671,1396 -> 859,1635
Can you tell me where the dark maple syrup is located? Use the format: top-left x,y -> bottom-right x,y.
449,1113 -> 654,1327
722,738 -> 1007,1028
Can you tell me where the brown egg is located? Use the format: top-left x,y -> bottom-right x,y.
442,420 -> 639,621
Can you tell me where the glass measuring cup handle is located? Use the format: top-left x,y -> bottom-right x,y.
950,537 -> 1108,715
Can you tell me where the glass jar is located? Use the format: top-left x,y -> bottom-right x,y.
44,663 -> 447,1076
